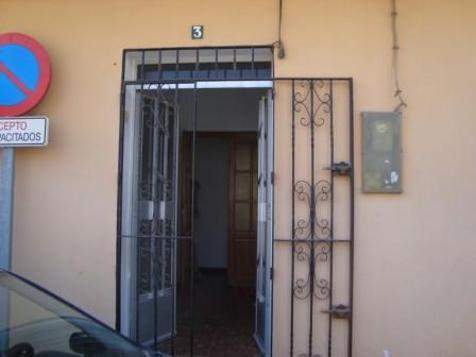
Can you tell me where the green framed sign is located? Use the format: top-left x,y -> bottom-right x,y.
362,112 -> 402,193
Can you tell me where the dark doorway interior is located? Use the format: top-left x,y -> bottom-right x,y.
174,131 -> 260,356
172,88 -> 265,355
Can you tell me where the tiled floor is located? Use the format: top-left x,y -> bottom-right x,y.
161,269 -> 260,356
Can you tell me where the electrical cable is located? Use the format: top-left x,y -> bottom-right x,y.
391,0 -> 408,112
273,0 -> 285,59
278,0 -> 283,44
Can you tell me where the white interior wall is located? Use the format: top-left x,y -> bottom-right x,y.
195,137 -> 229,268
183,88 -> 264,269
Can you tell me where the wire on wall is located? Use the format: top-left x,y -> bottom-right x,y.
391,0 -> 407,112
273,0 -> 285,59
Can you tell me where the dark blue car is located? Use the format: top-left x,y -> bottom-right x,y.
0,270 -> 160,357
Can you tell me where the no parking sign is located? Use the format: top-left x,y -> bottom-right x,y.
0,33 -> 51,116
0,33 -> 51,269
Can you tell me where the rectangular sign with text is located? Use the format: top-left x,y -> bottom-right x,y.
0,116 -> 49,147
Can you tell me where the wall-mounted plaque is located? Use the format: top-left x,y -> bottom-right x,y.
362,112 -> 402,193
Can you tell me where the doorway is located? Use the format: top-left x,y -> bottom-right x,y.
118,55 -> 275,356
175,131 -> 259,356
193,132 -> 257,287
118,47 -> 356,357
173,88 -> 272,356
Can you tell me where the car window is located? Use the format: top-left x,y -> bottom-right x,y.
6,290 -> 81,355
0,272 -> 147,357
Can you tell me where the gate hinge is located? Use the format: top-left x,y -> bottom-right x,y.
269,267 -> 274,280
270,171 -> 275,185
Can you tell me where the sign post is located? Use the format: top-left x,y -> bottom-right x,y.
0,149 -> 14,270
0,116 -> 48,269
0,32 -> 51,351
0,33 -> 51,270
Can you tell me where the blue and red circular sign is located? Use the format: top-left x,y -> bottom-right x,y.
0,33 -> 51,116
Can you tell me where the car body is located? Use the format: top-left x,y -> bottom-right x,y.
0,270 -> 161,357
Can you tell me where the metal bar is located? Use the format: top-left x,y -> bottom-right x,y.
135,56 -> 146,342
152,63 -> 167,351
169,81 -> 180,356
160,101 -> 169,352
140,51 -> 145,82
175,50 -> 179,79
214,48 -> 219,78
0,148 -> 14,270
251,47 -> 256,77
233,48 -> 237,71
123,77 -> 353,86
274,238 -> 350,243
290,80 -> 295,357
270,78 -> 276,357
158,50 -> 162,80
115,49 -> 127,332
195,48 -> 199,77
328,80 -> 335,357
152,95 -> 161,350
123,45 -> 272,53
120,235 -> 192,240
309,80 -> 316,357
348,79 -> 355,357
189,82 -> 198,356
135,52 -> 145,342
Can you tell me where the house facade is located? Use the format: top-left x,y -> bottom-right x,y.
1,0 -> 476,356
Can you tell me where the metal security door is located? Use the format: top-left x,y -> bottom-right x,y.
273,79 -> 354,357
255,91 -> 274,356
119,46 -> 354,357
134,92 -> 179,347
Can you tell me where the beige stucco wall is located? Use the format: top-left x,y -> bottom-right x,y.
1,0 -> 476,356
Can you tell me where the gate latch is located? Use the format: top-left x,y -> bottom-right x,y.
326,161 -> 352,176
322,304 -> 351,319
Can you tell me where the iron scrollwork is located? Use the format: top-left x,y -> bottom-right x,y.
293,180 -> 331,240
292,79 -> 333,308
293,80 -> 332,128
293,242 -> 330,301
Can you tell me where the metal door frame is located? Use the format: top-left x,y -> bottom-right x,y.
118,82 -> 180,347
254,90 -> 274,356
116,46 -> 355,357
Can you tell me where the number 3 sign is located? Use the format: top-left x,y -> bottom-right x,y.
191,25 -> 204,40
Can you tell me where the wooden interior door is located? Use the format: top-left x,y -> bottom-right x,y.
229,134 -> 258,287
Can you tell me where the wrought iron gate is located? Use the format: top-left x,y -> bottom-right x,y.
117,47 -> 354,357
273,79 -> 354,357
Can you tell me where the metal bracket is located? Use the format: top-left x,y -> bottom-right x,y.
322,304 -> 351,319
325,161 -> 352,176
